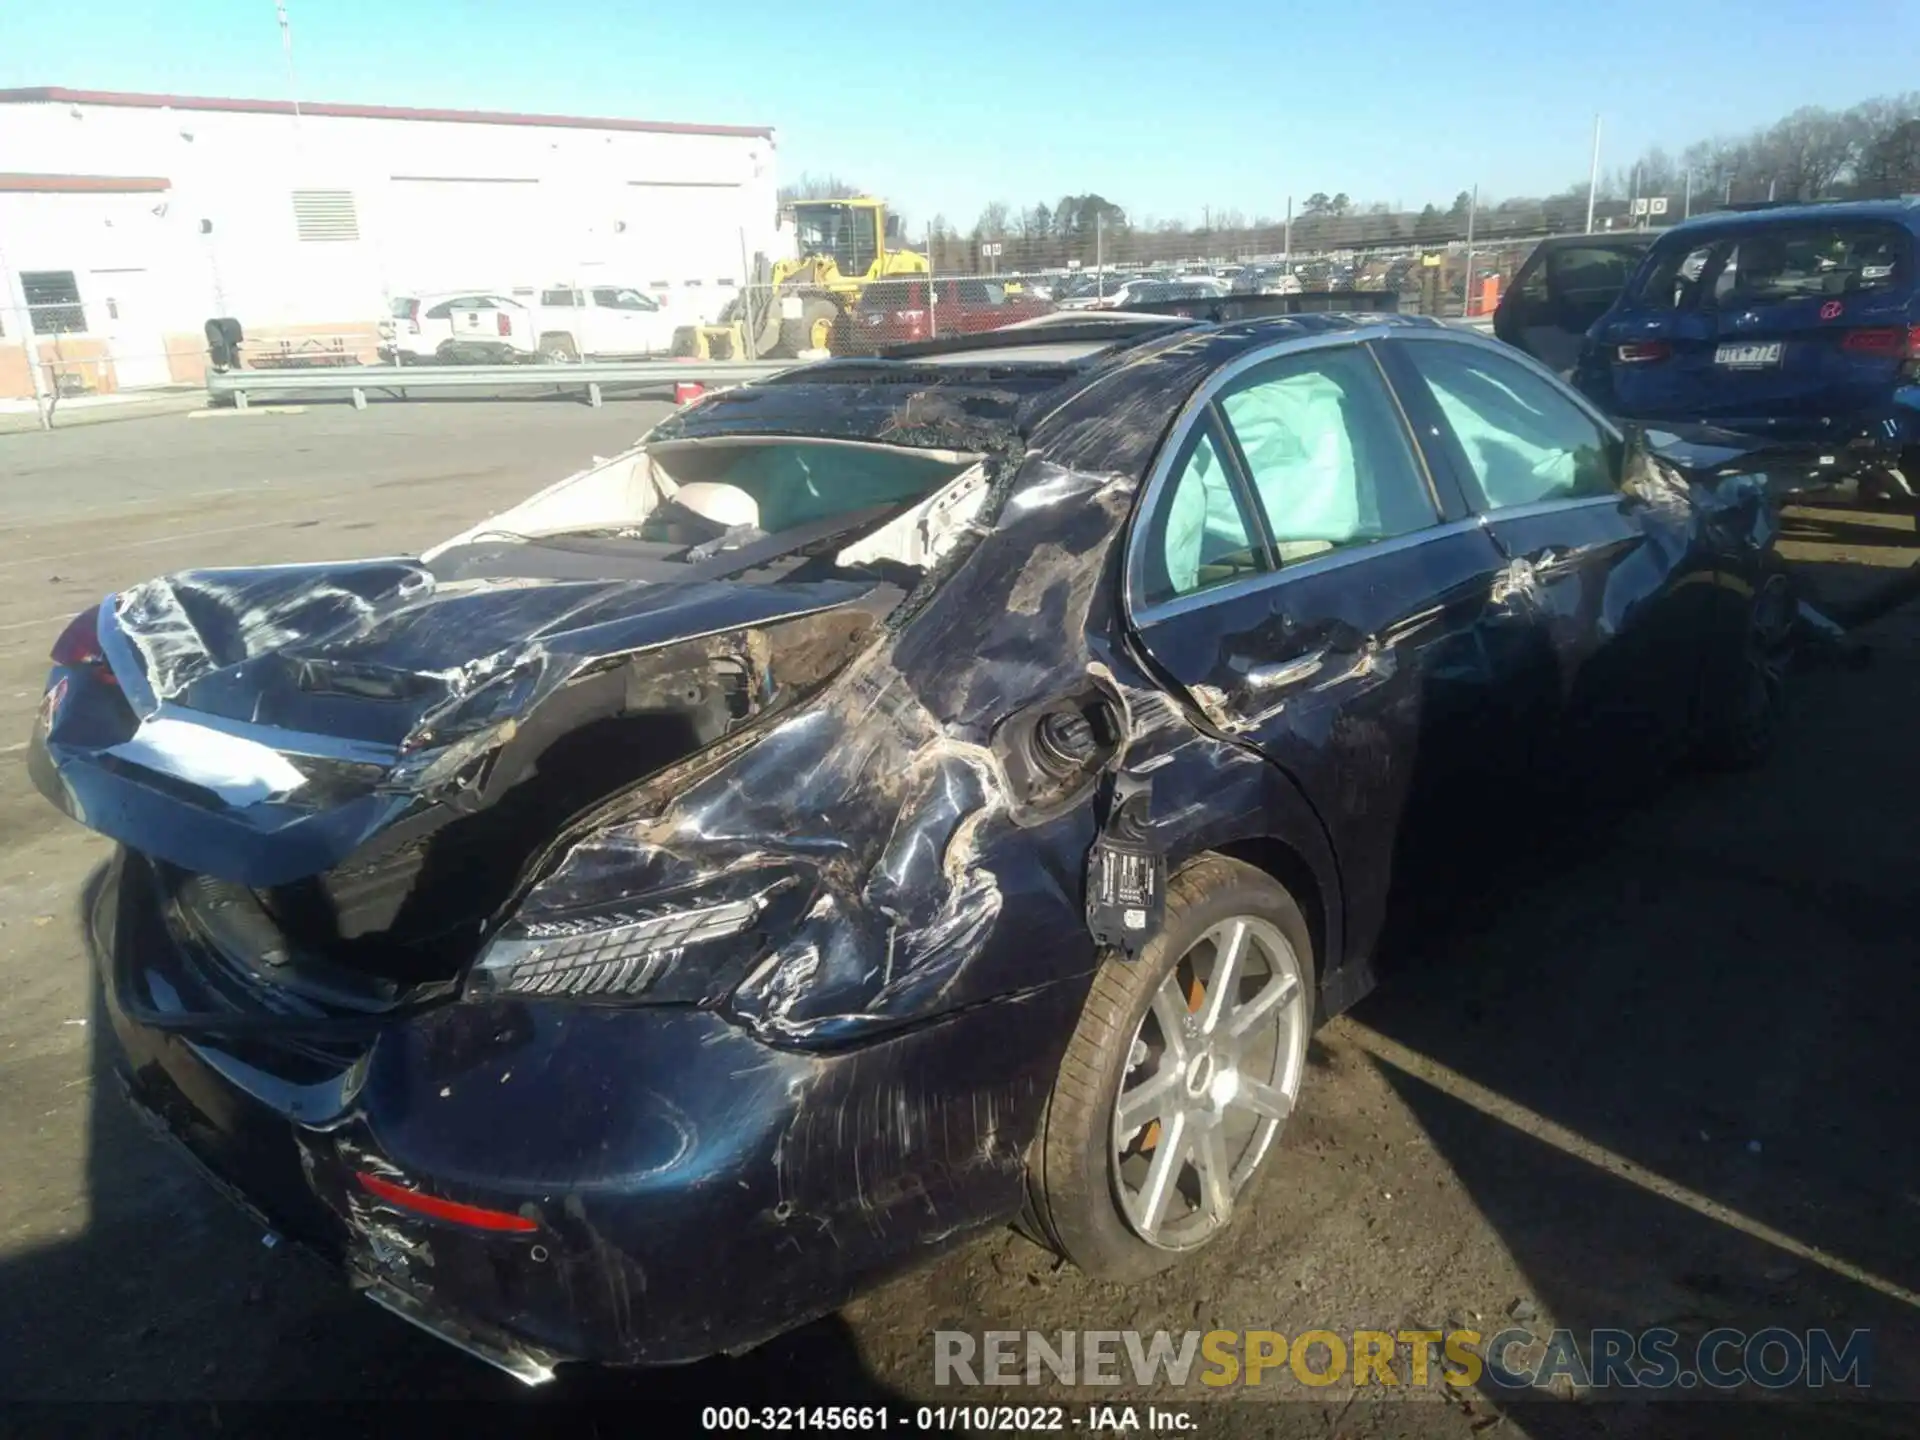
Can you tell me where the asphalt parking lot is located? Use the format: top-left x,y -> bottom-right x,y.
1,401 -> 1917,1435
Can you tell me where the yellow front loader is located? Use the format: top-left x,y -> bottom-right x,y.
682,198 -> 930,359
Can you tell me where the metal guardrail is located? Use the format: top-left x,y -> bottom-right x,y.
204,312 -> 1497,412
205,359 -> 797,410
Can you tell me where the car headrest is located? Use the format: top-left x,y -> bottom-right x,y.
672,482 -> 761,531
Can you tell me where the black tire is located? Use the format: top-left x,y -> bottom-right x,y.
1692,570 -> 1794,771
746,297 -> 782,359
775,297 -> 841,358
536,332 -> 580,364
1025,854 -> 1315,1283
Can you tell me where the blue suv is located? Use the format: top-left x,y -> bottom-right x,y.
1578,199 -> 1920,491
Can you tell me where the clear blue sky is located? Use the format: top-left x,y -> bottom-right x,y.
6,0 -> 1917,230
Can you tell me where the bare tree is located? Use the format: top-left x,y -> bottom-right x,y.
778,173 -> 864,203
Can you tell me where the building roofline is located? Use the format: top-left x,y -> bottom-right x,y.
0,172 -> 171,193
0,87 -> 774,140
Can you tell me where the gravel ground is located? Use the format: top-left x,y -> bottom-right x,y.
0,406 -> 1915,1436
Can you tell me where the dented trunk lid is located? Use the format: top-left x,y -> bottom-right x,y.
34,557 -> 882,906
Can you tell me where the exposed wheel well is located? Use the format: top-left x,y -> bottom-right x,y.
1211,835 -> 1328,979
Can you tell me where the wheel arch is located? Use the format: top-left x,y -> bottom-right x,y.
1150,750 -> 1351,1020
1210,835 -> 1329,1003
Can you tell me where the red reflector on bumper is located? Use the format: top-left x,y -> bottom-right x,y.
355,1171 -> 539,1233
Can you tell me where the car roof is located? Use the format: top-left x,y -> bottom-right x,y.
1533,232 -> 1656,252
656,312 -> 1465,472
1654,196 -> 1920,242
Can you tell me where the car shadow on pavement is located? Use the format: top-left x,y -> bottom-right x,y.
1347,573 -> 1920,1419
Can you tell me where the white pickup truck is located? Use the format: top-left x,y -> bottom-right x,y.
515,285 -> 682,362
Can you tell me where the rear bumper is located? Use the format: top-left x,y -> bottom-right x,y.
1609,385 -> 1920,464
86,847 -> 1071,1373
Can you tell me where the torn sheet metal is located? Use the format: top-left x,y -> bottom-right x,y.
46,315 -> 1819,1379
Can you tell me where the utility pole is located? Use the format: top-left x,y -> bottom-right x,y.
1095,211 -> 1105,297
1462,186 -> 1479,314
1683,170 -> 1693,219
1284,195 -> 1293,275
276,1 -> 302,126
1584,114 -> 1603,233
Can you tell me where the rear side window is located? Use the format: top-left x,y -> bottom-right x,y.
1217,346 -> 1438,557
389,297 -> 416,318
540,289 -> 576,307
1143,422 -> 1267,604
1715,222 -> 1910,304
1632,241 -> 1721,310
1402,342 -> 1618,510
1548,246 -> 1641,303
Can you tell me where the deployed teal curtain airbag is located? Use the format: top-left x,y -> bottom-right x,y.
1162,428 -> 1252,596
1221,372 -> 1369,543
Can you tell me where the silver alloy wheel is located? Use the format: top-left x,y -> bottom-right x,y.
1110,915 -> 1309,1250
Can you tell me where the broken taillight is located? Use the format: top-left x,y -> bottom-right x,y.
51,606 -> 116,685
355,1172 -> 540,1233
1615,341 -> 1672,364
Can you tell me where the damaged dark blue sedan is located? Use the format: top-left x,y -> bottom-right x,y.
29,314 -> 1799,1383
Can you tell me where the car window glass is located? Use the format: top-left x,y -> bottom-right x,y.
389,297 -> 416,318
618,289 -> 658,311
1217,347 -> 1437,557
423,300 -> 456,319
1547,246 -> 1637,304
1514,260 -> 1550,304
1143,422 -> 1267,605
1631,242 -> 1720,310
1716,222 -> 1910,303
541,289 -> 576,307
1404,343 -> 1617,510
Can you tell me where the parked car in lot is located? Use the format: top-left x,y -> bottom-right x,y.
1054,272 -> 1149,308
1232,266 -> 1305,297
1576,199 -> 1920,492
378,292 -> 532,364
1494,233 -> 1655,376
1085,277 -> 1229,311
526,284 -> 681,362
845,277 -> 1053,351
31,315 -> 1802,1384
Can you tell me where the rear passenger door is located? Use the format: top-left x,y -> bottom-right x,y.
1126,340 -> 1527,969
1383,333 -> 1711,787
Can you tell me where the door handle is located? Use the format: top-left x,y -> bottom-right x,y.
1237,649 -> 1334,695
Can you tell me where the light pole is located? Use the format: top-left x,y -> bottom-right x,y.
1461,183 -> 1477,317
276,1 -> 302,126
1584,114 -> 1603,233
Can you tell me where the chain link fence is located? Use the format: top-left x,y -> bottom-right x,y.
2,189 -> 1666,426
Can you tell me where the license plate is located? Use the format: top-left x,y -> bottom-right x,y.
1714,341 -> 1783,368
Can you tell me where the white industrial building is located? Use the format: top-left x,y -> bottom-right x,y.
0,87 -> 779,398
